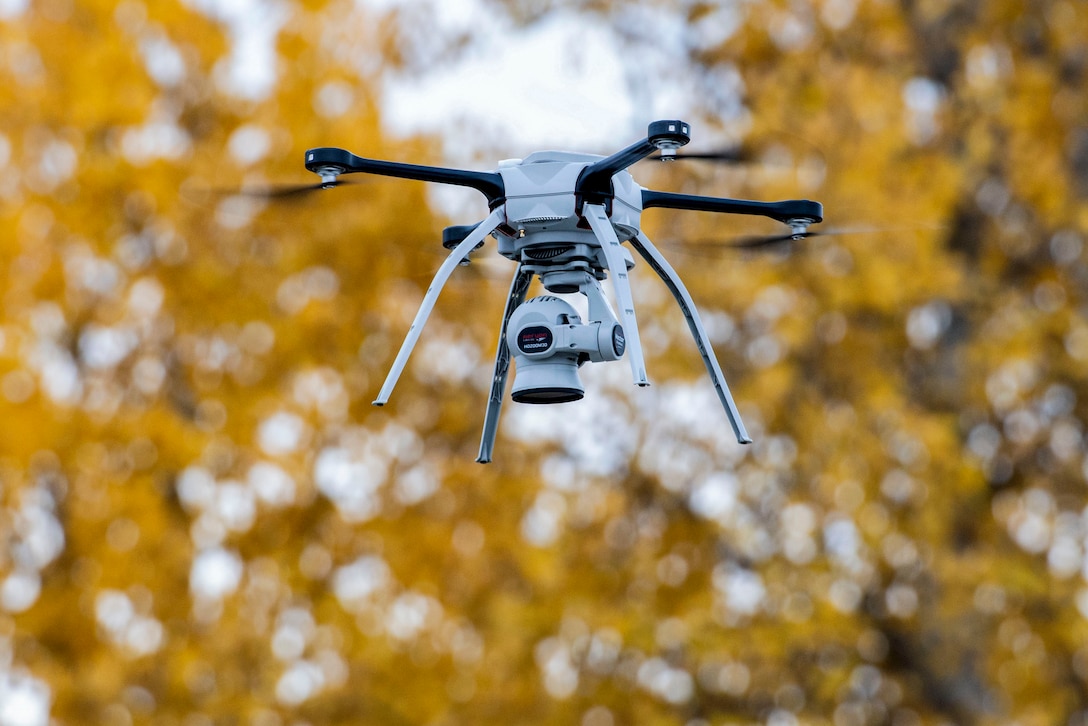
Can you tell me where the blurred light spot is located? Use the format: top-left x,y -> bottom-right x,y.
0,0 -> 29,19
637,657 -> 694,704
121,117 -> 192,165
689,472 -> 738,523
746,334 -> 782,368
520,490 -> 566,546
582,706 -> 614,726
975,177 -> 1010,217
767,8 -> 813,50
1066,325 -> 1088,361
902,77 -> 944,145
298,544 -> 332,580
276,266 -> 339,314
821,0 -> 857,30
314,445 -> 386,522
131,355 -> 166,395
275,660 -> 324,706
1050,229 -> 1083,265
127,277 -> 164,317
184,0 -> 289,101
106,518 -> 140,552
247,462 -> 296,507
973,582 -> 1007,614
966,424 -> 1001,462
331,555 -> 390,611
0,668 -> 51,726
292,367 -> 347,421
824,515 -> 863,565
272,608 -> 314,661
6,40 -> 44,87
712,564 -> 765,618
393,463 -> 439,505
534,637 -> 579,699
314,81 -> 355,118
227,124 -> 271,166
1005,488 -> 1055,557
656,554 -> 689,587
177,466 -> 216,513
965,44 -> 1010,90
451,520 -> 485,557
781,502 -> 818,565
699,660 -> 750,696
215,481 -> 256,532
584,629 -> 621,675
881,532 -> 919,570
258,411 -> 307,456
2,370 -> 34,404
189,547 -> 244,600
0,570 -> 41,613
32,140 -> 77,192
828,578 -> 863,613
416,334 -> 481,387
985,359 -> 1038,413
239,321 -> 275,355
79,325 -> 138,370
386,591 -> 440,641
139,28 -> 186,87
1003,408 -> 1040,444
35,347 -> 82,406
94,589 -> 163,657
905,301 -> 951,349
703,310 -> 736,344
884,583 -> 918,618
1034,280 -> 1066,313
817,311 -> 847,344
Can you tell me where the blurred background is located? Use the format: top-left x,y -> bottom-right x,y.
1,0 -> 1087,724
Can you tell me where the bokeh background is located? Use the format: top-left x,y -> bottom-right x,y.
2,0 -> 1088,724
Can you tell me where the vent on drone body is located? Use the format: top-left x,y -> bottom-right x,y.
523,245 -> 573,260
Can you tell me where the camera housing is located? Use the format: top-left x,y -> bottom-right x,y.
508,295 -> 625,404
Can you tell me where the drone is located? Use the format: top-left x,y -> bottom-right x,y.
301,120 -> 822,463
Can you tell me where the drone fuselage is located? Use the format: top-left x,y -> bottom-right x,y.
498,151 -> 643,240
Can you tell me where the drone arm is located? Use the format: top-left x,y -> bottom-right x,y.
630,231 -> 752,445
373,208 -> 506,406
641,189 -> 823,225
582,203 -> 649,387
576,139 -> 658,202
576,120 -> 692,203
306,147 -> 506,207
477,264 -> 534,464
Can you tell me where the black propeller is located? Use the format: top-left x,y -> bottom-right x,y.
652,147 -> 752,163
225,177 -> 367,200
673,223 -> 941,256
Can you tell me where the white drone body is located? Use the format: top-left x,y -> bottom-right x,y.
304,121 -> 823,462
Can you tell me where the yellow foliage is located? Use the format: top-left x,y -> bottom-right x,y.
2,0 -> 1088,724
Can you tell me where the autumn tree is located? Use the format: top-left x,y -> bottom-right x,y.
2,1 -> 1088,725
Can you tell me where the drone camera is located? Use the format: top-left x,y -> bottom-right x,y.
507,296 -> 626,404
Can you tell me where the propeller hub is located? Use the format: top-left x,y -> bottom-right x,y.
313,164 -> 343,186
787,218 -> 814,239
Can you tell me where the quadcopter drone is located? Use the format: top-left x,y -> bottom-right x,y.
302,120 -> 822,463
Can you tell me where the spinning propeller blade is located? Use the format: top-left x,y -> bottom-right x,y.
227,177 -> 366,200
652,147 -> 752,163
672,223 -> 935,256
